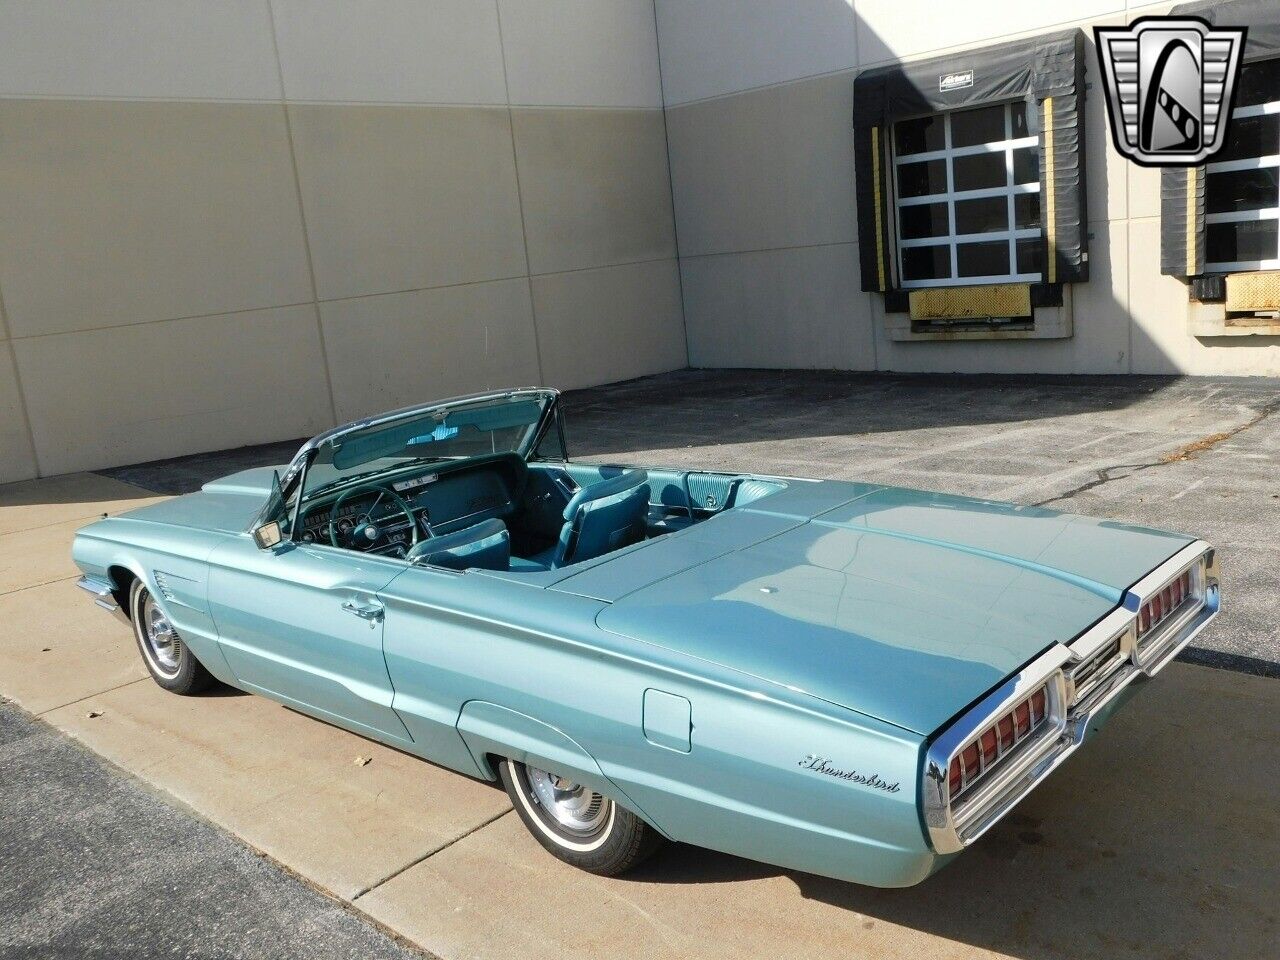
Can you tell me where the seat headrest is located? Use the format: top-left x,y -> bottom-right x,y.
562,470 -> 649,521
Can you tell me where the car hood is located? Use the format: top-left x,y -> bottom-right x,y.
595,483 -> 1191,735
112,466 -> 284,535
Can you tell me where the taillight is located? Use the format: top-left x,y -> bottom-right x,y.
1137,569 -> 1194,640
947,684 -> 1049,803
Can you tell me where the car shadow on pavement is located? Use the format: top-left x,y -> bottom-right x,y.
203,680 -> 250,698
622,665 -> 1277,960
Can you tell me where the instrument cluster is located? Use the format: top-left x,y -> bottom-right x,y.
299,493 -> 419,546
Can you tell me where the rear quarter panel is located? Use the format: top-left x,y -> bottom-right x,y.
380,566 -> 938,887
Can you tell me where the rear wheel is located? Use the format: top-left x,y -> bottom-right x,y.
129,580 -> 214,695
498,758 -> 664,876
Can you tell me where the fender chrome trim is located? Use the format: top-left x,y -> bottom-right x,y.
77,575 -> 129,625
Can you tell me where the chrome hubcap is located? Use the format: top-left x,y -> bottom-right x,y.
142,594 -> 180,674
525,767 -> 609,836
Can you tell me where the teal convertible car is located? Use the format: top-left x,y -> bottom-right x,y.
73,388 -> 1219,885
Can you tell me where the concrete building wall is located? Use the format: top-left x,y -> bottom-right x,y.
0,0 -> 685,481
655,0 -> 1280,378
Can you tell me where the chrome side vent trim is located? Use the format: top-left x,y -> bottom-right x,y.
152,571 -> 178,603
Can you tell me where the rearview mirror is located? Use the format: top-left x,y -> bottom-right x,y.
252,521 -> 283,550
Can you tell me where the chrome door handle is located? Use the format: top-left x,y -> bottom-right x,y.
341,597 -> 384,623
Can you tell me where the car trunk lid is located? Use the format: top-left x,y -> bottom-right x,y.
594,486 -> 1191,735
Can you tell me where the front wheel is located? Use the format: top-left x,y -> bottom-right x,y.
129,581 -> 214,695
499,759 -> 664,876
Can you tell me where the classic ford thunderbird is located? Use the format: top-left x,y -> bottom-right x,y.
72,388 -> 1219,886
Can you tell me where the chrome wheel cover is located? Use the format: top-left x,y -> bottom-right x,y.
525,766 -> 610,837
139,591 -> 180,677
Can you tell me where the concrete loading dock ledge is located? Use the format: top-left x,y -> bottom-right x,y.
2,370 -> 1277,960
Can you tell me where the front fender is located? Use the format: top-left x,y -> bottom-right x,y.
71,519 -> 239,685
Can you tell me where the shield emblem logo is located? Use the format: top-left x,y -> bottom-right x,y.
1095,17 -> 1247,166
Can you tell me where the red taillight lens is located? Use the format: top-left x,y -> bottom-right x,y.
997,715 -> 1015,750
1013,701 -> 1031,735
946,684 -> 1051,802
1137,567 -> 1197,640
980,729 -> 998,765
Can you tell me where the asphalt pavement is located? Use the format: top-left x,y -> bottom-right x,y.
0,697 -> 424,960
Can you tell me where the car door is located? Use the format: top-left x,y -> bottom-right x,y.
206,534 -> 413,744
371,562 -> 493,776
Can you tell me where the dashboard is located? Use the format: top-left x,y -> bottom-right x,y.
298,455 -> 523,555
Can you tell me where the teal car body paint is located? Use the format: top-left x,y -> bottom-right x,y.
72,388 -> 1221,886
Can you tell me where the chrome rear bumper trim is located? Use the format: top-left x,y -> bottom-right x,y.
923,541 -> 1219,854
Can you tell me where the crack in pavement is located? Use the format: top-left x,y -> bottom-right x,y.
350,808 -> 514,901
1157,398 -> 1280,463
1033,397 -> 1280,508
0,574 -> 79,598
35,677 -> 147,717
1032,460 -> 1163,507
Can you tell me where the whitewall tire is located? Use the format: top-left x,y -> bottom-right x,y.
129,580 -> 214,695
499,758 -> 664,875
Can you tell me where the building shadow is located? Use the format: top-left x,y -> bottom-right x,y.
0,472 -> 162,509
97,437 -> 308,496
562,368 -> 1228,461
68,369 -> 1214,494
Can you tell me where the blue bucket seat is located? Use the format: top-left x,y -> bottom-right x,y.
511,470 -> 650,571
406,518 -> 511,571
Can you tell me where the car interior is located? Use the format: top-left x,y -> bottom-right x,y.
293,451 -> 786,574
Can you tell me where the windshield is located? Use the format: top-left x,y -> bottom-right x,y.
300,394 -> 549,501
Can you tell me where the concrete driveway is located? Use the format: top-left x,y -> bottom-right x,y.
3,370 -> 1278,959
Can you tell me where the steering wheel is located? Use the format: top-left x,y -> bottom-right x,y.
329,483 -> 422,551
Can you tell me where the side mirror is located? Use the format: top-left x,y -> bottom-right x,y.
252,469 -> 289,551
252,521 -> 284,550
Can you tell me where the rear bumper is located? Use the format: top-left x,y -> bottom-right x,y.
923,541 -> 1220,854
77,575 -> 129,626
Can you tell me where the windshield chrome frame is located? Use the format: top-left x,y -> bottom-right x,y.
271,387 -> 559,528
